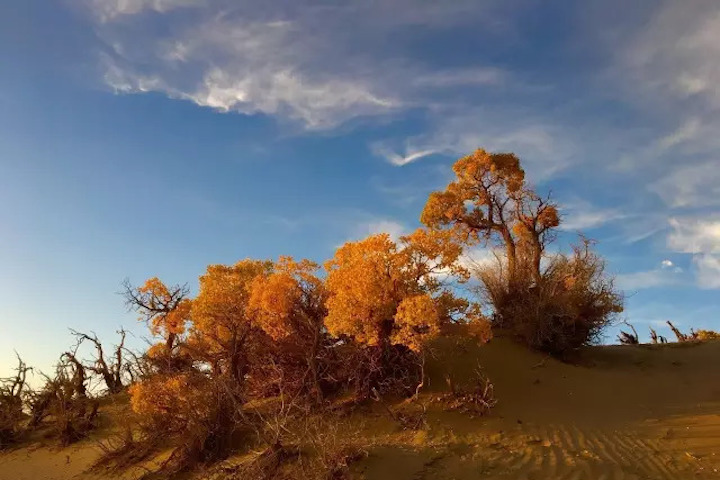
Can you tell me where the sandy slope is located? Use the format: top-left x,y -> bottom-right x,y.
358,338 -> 720,479
2,338 -> 720,480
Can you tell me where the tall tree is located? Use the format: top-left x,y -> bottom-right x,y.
421,149 -> 559,284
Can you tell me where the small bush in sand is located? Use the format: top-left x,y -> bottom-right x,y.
439,363 -> 497,417
209,413 -> 369,480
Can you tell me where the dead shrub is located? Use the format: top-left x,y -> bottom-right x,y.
94,423 -> 161,474
36,359 -> 100,446
296,416 -> 368,480
0,355 -> 30,449
665,321 -> 720,343
618,320 -> 639,345
478,239 -> 623,356
218,414 -> 368,480
339,342 -> 423,401
439,363 -> 496,417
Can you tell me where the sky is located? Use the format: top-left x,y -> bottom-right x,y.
2,0 -> 720,377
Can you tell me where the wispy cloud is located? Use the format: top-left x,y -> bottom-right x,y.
616,260 -> 685,291
694,254 -> 720,289
623,1 -> 720,108
650,161 -> 720,208
89,0 -> 203,20
412,68 -> 506,88
372,108 -> 574,177
353,219 -> 408,242
666,216 -> 720,289
560,201 -> 628,231
667,217 -> 720,254
89,1 -> 513,130
600,0 -> 720,230
371,143 -> 437,166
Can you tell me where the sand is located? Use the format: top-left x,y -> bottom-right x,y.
2,337 -> 720,479
358,338 -> 720,479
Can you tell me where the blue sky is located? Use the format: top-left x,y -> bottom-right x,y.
2,0 -> 720,376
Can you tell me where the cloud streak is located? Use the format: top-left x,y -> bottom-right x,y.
89,0 -> 203,20
90,1 -> 516,130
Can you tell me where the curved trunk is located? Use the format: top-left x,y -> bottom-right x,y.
502,229 -> 518,285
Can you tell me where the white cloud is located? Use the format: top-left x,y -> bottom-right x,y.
90,1 -> 511,130
650,161 -> 720,208
370,143 -> 437,166
666,216 -> 720,289
655,118 -> 702,151
413,68 -> 505,88
458,248 -> 502,271
694,254 -> 720,289
667,217 -> 720,254
355,220 -> 408,242
660,259 -> 674,268
373,109 -> 574,178
560,201 -> 628,231
189,68 -> 397,130
100,15 -> 401,129
89,0 -> 202,20
624,1 -> 720,108
616,265 -> 683,291
610,2 -> 720,216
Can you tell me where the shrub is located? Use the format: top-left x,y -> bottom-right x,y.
0,356 -> 29,449
695,329 -> 720,341
29,359 -> 99,446
127,372 -> 251,475
441,363 -> 497,417
477,239 -> 623,355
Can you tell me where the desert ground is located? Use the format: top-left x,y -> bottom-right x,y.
3,336 -> 720,480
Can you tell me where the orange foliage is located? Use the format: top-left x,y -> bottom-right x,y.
421,148 -> 560,282
325,234 -> 405,347
190,260 -> 273,362
129,373 -> 211,422
137,277 -> 191,338
248,256 -> 326,341
392,294 -> 440,352
324,231 -> 483,353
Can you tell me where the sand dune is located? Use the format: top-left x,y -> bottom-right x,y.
3,338 -> 720,480
357,337 -> 720,479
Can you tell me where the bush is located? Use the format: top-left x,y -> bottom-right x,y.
695,329 -> 720,341
31,361 -> 99,446
0,356 -> 29,449
127,371 -> 251,475
477,239 -> 623,356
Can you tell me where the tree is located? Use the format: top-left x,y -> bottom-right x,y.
248,257 -> 330,403
124,278 -> 191,355
421,148 -> 559,285
69,329 -> 128,394
423,149 -> 622,355
324,230 -> 488,397
0,355 -> 30,448
190,260 -> 273,385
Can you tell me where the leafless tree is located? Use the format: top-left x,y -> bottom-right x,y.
0,354 -> 31,447
69,329 -> 128,394
617,320 -> 639,345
